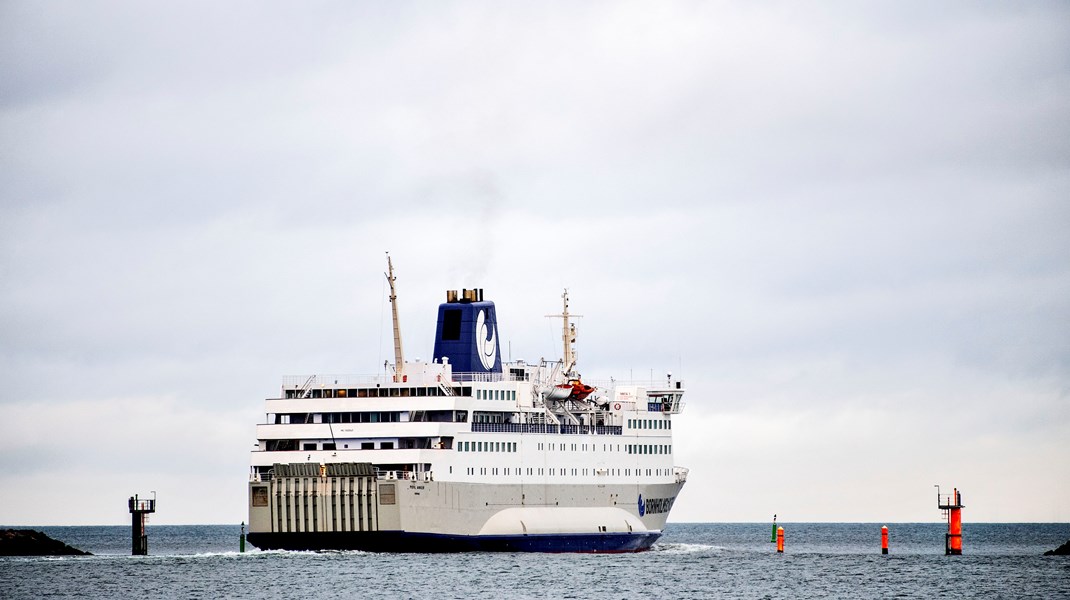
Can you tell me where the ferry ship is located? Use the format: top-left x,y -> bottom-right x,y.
247,258 -> 688,552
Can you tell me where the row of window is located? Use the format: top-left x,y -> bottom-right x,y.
285,386 -> 476,399
475,389 -> 517,401
628,418 -> 671,430
457,440 -> 517,453
538,442 -> 614,452
274,412 -> 402,425
472,411 -> 509,424
534,442 -> 670,454
264,440 -> 395,452
297,441 -> 392,451
272,439 -> 671,455
272,410 -> 667,430
457,440 -> 673,456
627,444 -> 671,455
462,467 -> 672,477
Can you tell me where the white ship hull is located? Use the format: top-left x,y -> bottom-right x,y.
248,477 -> 684,552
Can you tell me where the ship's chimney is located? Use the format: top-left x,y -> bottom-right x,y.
433,288 -> 501,375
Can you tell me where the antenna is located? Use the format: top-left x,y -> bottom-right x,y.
385,252 -> 404,379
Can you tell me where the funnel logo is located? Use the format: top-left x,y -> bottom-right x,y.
476,309 -> 497,370
638,494 -> 646,517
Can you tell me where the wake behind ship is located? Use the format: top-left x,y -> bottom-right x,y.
247,259 -> 688,552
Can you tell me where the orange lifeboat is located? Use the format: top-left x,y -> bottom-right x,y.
565,380 -> 595,401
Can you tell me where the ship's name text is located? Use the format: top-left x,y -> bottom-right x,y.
645,496 -> 676,514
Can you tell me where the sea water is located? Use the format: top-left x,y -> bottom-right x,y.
1,523 -> 1067,599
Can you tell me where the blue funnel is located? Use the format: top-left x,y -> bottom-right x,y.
432,289 -> 501,374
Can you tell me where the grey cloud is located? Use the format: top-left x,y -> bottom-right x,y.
1,1 -> 1067,524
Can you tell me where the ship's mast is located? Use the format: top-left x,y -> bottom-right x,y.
385,253 -> 404,378
547,289 -> 581,378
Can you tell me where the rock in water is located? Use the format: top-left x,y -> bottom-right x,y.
0,529 -> 91,556
1044,540 -> 1070,556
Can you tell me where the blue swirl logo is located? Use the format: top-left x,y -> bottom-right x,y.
638,494 -> 645,517
476,309 -> 497,370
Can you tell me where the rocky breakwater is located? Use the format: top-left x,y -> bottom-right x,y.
1044,540 -> 1070,556
0,529 -> 91,556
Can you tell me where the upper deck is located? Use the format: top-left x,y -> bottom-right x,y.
276,360 -> 684,413
253,361 -> 684,469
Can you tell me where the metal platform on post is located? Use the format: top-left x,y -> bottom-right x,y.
129,493 -> 156,556
936,486 -> 964,555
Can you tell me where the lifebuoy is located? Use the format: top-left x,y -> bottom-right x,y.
613,402 -> 621,411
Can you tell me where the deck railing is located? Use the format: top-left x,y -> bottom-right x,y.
128,498 -> 155,512
281,373 -> 687,389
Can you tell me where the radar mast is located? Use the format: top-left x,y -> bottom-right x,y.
385,253 -> 404,379
547,289 -> 582,379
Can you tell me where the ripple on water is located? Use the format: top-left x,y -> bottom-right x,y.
1,524 -> 1067,599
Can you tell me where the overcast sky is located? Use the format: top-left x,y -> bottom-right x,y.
2,1 -> 1068,525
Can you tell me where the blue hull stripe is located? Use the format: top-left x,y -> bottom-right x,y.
248,530 -> 661,553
